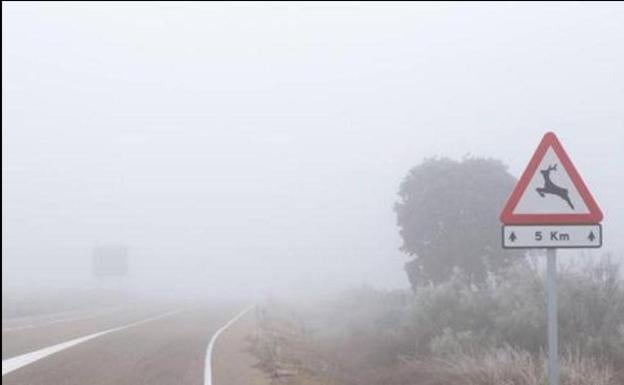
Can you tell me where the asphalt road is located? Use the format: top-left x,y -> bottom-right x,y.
2,302 -> 244,385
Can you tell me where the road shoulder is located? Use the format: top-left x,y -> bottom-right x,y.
212,308 -> 272,385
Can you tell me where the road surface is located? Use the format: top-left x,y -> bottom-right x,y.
2,302 -> 246,385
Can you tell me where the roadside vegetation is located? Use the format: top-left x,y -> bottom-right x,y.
251,156 -> 623,385
254,256 -> 624,385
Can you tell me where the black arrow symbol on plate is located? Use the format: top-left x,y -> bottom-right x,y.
588,231 -> 596,242
509,232 -> 517,242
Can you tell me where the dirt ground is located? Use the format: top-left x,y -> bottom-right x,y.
214,305 -> 340,385
212,309 -> 273,385
246,305 -> 343,385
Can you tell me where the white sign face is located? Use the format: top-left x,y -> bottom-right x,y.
512,148 -> 589,215
502,225 -> 602,249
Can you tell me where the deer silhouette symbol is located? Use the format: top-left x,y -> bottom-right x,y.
535,164 -> 574,210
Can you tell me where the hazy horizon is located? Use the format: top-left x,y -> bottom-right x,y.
3,3 -> 623,299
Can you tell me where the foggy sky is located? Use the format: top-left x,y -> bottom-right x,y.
3,3 -> 624,298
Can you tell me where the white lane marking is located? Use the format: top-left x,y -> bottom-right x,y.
204,306 -> 254,385
2,306 -> 125,332
2,308 -> 184,376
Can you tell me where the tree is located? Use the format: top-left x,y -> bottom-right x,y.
394,157 -> 523,289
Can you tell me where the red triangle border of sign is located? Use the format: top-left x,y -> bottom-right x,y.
500,132 -> 603,225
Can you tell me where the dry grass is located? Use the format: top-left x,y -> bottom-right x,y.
332,348 -> 621,385
412,350 -> 616,385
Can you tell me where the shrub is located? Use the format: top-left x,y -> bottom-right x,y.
301,255 -> 624,376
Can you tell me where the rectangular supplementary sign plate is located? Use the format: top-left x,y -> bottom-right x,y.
502,224 -> 602,249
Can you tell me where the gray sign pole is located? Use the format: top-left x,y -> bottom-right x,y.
547,248 -> 559,385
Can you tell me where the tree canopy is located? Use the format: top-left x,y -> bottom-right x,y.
395,157 -> 523,288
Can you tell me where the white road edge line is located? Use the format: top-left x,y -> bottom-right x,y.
204,305 -> 254,385
2,308 -> 185,376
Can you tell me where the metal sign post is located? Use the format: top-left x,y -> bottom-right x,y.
546,248 -> 558,385
500,132 -> 603,385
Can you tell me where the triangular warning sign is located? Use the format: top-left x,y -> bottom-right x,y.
500,132 -> 602,224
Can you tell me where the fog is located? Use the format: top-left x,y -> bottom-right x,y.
3,3 -> 624,301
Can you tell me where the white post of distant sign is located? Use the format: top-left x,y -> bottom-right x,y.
500,132 -> 603,385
